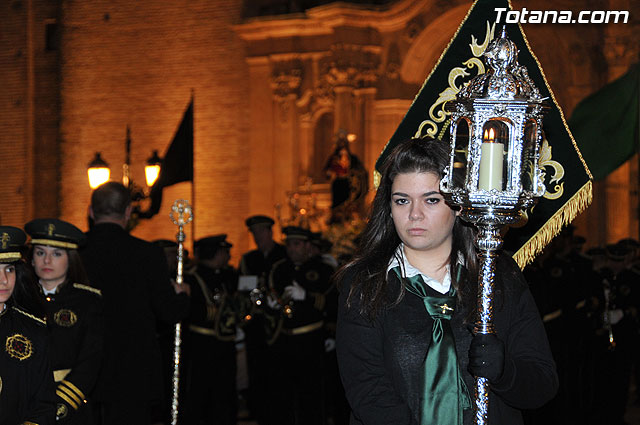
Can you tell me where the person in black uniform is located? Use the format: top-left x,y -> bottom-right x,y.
182,234 -> 239,425
25,218 -> 103,425
596,243 -> 640,425
80,182 -> 190,425
267,226 -> 334,425
239,215 -> 287,283
0,226 -> 56,424
238,215 -> 287,424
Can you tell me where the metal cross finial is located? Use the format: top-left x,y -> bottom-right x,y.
170,200 -> 193,227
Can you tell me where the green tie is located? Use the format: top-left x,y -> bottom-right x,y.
392,267 -> 471,425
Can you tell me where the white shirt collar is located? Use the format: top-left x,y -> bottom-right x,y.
40,282 -> 57,295
387,244 -> 451,295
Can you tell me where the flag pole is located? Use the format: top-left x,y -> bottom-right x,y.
190,89 -> 196,249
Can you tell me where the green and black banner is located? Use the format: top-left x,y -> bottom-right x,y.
375,0 -> 592,268
569,63 -> 639,182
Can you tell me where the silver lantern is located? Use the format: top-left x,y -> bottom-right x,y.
440,27 -> 547,425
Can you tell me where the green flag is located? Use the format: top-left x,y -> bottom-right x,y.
375,0 -> 592,268
568,64 -> 640,181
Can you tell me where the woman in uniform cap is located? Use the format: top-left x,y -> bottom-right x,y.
0,225 -> 56,424
25,218 -> 103,424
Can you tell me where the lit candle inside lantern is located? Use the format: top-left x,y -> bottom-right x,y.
478,128 -> 503,190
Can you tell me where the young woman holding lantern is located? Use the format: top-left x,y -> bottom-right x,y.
335,137 -> 558,425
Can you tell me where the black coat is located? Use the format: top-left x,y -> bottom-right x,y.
0,305 -> 56,425
336,254 -> 558,425
239,243 -> 287,284
41,282 -> 103,424
184,264 -> 239,341
269,256 -> 334,331
80,223 -> 190,403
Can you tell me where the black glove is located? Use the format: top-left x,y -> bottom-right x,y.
468,333 -> 505,383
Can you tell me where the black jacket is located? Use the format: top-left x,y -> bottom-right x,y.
0,305 -> 56,425
184,264 -> 239,341
80,223 -> 190,403
239,244 -> 287,283
269,256 -> 334,331
336,254 -> 558,425
41,282 -> 103,424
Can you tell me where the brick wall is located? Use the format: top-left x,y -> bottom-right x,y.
0,0 -> 30,227
0,0 -> 61,227
59,0 -> 251,260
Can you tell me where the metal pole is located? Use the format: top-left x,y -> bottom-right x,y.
473,223 -> 502,425
170,200 -> 193,425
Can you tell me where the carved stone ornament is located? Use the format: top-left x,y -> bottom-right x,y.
270,59 -> 303,100
321,44 -> 380,89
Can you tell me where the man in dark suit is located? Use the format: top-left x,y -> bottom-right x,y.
80,182 -> 190,425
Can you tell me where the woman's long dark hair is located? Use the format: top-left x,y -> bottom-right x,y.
9,260 -> 46,318
334,137 -> 478,321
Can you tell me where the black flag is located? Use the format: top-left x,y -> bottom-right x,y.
142,99 -> 194,218
375,0 -> 592,268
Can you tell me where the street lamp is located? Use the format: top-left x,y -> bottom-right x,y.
86,128 -> 162,194
87,152 -> 111,189
145,150 -> 162,187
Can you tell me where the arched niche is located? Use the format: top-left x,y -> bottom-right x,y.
312,112 -> 335,183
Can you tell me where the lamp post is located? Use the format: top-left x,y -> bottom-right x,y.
440,27 -> 547,425
87,152 -> 111,189
145,150 -> 162,187
86,128 -> 162,194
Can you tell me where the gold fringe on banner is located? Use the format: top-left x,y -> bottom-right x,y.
512,180 -> 593,269
510,0 -> 593,268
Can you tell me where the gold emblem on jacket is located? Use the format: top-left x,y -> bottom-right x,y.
54,309 -> 78,327
57,402 -> 69,419
5,333 -> 33,360
305,270 -> 319,282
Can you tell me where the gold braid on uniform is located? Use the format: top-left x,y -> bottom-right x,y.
12,306 -> 46,325
72,283 -> 102,296
56,379 -> 86,410
310,293 -> 326,311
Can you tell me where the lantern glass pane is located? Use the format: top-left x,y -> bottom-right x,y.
88,167 -> 110,189
479,120 -> 508,191
522,120 -> 537,192
453,118 -> 470,189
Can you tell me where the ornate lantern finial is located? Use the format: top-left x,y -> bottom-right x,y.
441,26 -> 547,223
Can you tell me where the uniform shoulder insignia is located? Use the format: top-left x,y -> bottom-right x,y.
12,306 -> 46,325
73,283 -> 102,296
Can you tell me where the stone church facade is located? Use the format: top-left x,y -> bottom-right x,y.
1,0 -> 638,259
